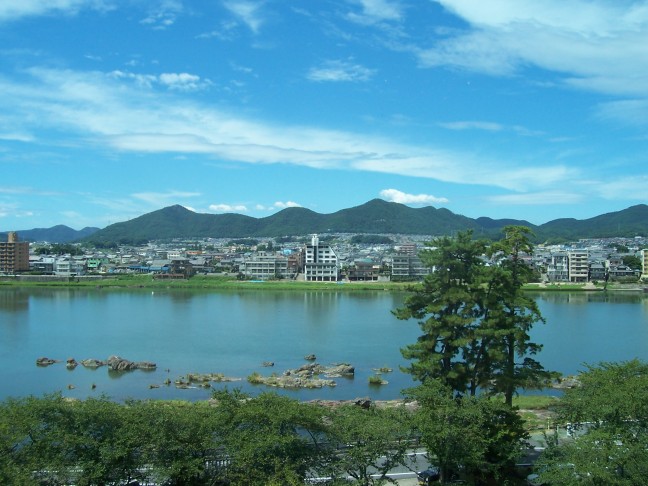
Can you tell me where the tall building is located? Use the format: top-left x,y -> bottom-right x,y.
568,250 -> 589,283
303,234 -> 338,281
0,232 -> 30,274
641,248 -> 648,281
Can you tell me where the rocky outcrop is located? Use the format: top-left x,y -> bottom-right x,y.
80,358 -> 105,368
36,357 -> 58,366
106,355 -> 157,371
284,362 -> 354,378
248,362 -> 354,389
248,372 -> 336,389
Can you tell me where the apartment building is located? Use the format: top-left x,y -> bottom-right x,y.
241,252 -> 295,280
546,252 -> 569,282
303,235 -> 338,281
0,232 -> 30,274
568,250 -> 589,283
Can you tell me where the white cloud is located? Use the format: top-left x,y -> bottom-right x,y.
485,191 -> 584,206
274,201 -> 302,209
0,202 -> 34,219
595,99 -> 648,126
592,175 -> 648,201
209,203 -> 249,212
223,1 -> 265,34
439,121 -> 503,132
0,0 -> 111,21
140,0 -> 183,30
380,188 -> 448,205
132,191 -> 202,207
159,72 -> 209,91
307,60 -> 376,82
346,0 -> 403,24
109,70 -> 211,91
0,66 -> 595,195
0,132 -> 34,142
421,0 -> 648,97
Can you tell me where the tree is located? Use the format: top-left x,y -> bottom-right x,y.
394,227 -> 553,402
485,226 -> 554,405
405,381 -> 528,484
214,390 -> 328,485
324,404 -> 413,485
536,360 -> 648,485
138,400 -> 225,486
622,254 -> 642,271
394,230 -> 489,396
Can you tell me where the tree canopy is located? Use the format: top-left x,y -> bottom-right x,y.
394,227 -> 554,403
536,360 -> 648,485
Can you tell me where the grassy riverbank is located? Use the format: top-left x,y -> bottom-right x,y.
2,274 -> 642,291
0,274 -> 412,291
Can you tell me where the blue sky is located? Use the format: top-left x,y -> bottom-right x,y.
1,0 -> 647,231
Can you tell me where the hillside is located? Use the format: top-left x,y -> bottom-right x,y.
6,201 -> 647,244
0,225 -> 100,243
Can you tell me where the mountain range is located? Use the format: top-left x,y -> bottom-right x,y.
0,225 -> 100,244
3,200 -> 647,244
6,199 -> 645,245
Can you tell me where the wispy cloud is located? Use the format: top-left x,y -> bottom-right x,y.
0,132 -> 35,142
109,70 -> 212,91
223,1 -> 265,34
0,0 -> 111,22
0,65 -> 627,201
140,0 -> 183,30
439,120 -> 544,137
439,121 -> 503,132
380,188 -> 448,205
132,191 -> 202,207
307,60 -> 376,82
209,203 -> 249,212
0,202 -> 33,219
345,0 -> 403,24
420,0 -> 648,97
273,201 -> 302,209
485,191 -> 584,206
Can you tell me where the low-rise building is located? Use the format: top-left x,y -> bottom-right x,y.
241,252 -> 295,280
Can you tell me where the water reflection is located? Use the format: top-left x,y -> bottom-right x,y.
0,288 -> 29,312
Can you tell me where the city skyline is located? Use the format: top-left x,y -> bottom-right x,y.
1,1 -> 647,231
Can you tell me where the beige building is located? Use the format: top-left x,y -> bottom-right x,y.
642,249 -> 648,281
0,232 -> 30,274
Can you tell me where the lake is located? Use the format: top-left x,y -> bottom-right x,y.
0,287 -> 646,402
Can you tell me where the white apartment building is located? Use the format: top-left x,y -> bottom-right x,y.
568,250 -> 589,283
546,252 -> 569,282
241,252 -> 293,280
642,249 -> 648,281
304,235 -> 338,281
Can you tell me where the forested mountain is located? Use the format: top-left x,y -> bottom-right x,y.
5,201 -> 647,244
0,225 -> 99,243
80,200 -> 648,244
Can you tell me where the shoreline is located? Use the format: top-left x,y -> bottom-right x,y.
1,274 -> 644,292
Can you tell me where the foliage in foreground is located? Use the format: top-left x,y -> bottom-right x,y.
535,360 -> 648,485
0,387 -> 541,485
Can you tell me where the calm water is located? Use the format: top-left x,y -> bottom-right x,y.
0,288 -> 647,402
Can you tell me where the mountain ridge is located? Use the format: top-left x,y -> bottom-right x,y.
3,200 -> 647,244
